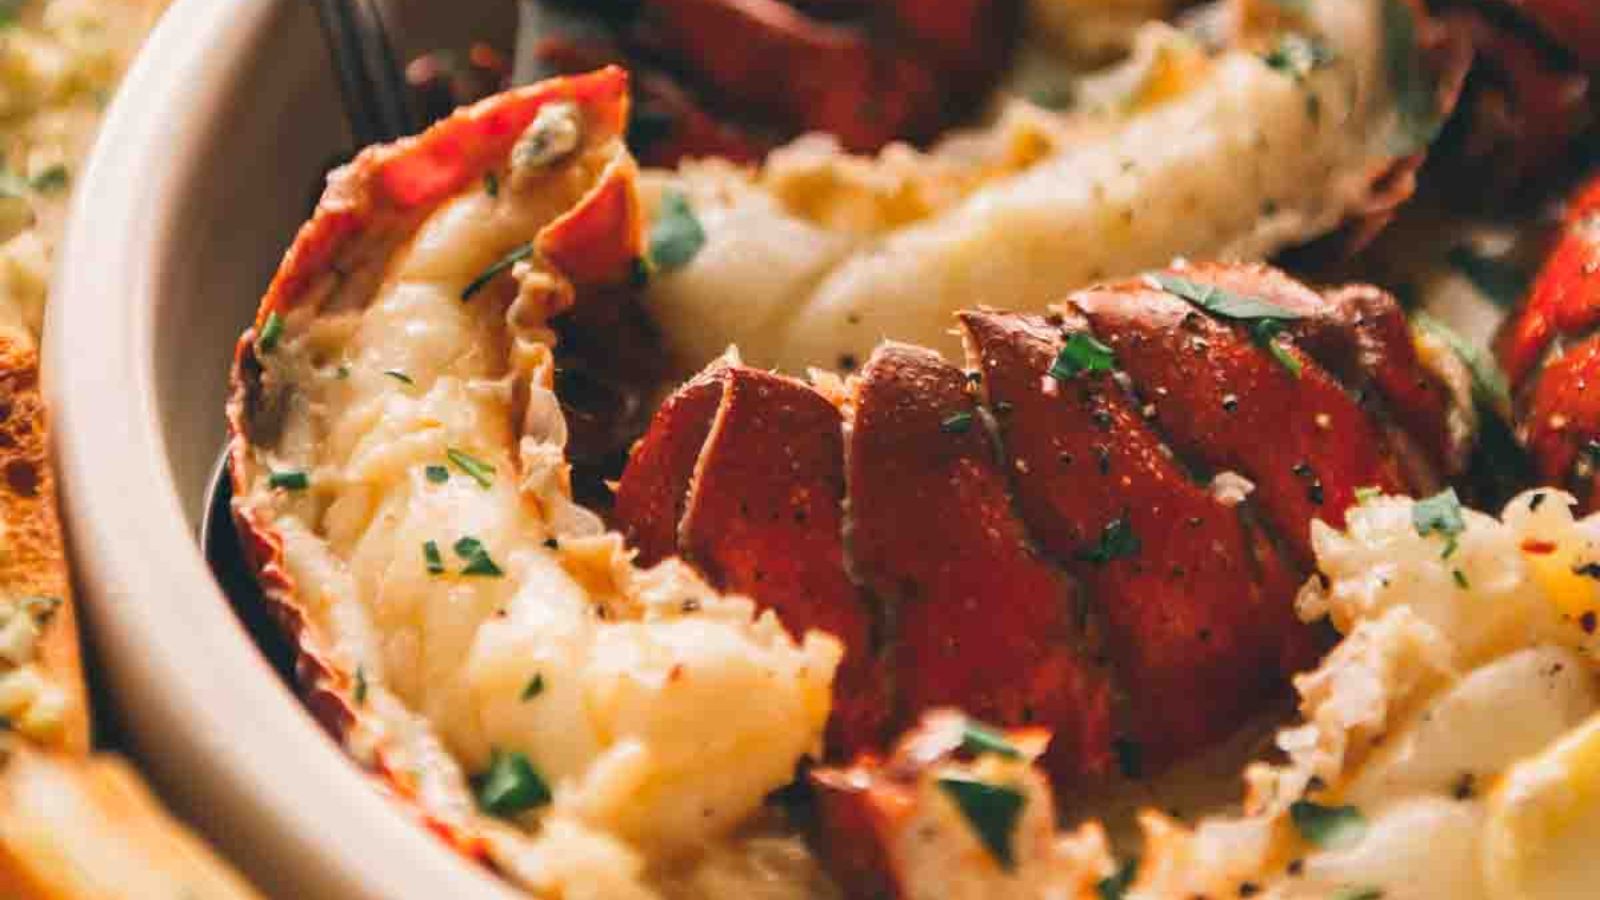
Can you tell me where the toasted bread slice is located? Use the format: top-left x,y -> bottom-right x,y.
0,745 -> 264,899
0,328 -> 87,752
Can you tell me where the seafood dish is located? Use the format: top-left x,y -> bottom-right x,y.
227,0 -> 1600,897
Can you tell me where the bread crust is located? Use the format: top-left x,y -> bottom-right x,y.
0,329 -> 88,754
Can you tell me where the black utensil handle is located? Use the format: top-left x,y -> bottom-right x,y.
310,0 -> 417,147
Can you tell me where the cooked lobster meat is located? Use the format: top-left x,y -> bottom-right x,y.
1498,172 -> 1600,509
614,262 -> 1469,779
808,711 -> 1091,899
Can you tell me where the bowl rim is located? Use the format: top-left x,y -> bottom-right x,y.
44,1 -> 519,896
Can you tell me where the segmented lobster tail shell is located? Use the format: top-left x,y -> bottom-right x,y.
613,262 -> 1467,780
1497,173 -> 1600,508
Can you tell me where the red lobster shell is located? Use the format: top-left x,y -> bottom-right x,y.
226,67 -> 641,860
614,263 -> 1469,782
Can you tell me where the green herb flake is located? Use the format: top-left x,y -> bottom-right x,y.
647,191 -> 707,274
268,469 -> 309,491
1355,486 -> 1382,504
1452,569 -> 1470,590
1412,488 -> 1465,558
425,465 -> 450,484
1096,857 -> 1139,900
383,369 -> 415,385
423,540 -> 445,575
484,171 -> 500,197
959,719 -> 1022,760
1079,517 -> 1140,565
447,448 -> 496,488
1332,888 -> 1384,900
935,776 -> 1026,870
520,673 -> 545,701
353,666 -> 368,705
256,312 -> 285,353
335,363 -> 351,379
1289,800 -> 1367,849
0,0 -> 21,28
1254,321 -> 1304,378
454,536 -> 505,577
1050,333 -> 1117,381
28,165 -> 68,194
941,411 -> 975,434
1446,245 -> 1528,310
461,242 -> 534,300
1263,33 -> 1334,80
1149,273 -> 1306,323
475,748 -> 552,818
1149,273 -> 1305,377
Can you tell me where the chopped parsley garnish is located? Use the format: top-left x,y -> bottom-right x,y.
256,312 -> 284,353
1096,857 -> 1139,900
1289,800 -> 1367,849
0,163 -> 70,196
0,0 -> 21,28
484,171 -> 500,197
383,369 -> 414,385
335,363 -> 351,379
425,465 -> 449,484
936,776 -> 1026,870
1150,273 -> 1303,322
1332,888 -> 1384,900
1453,569 -> 1470,589
268,469 -> 309,491
353,666 -> 368,705
1253,320 -> 1304,377
1148,274 -> 1304,377
1050,333 -> 1117,381
958,719 -> 1022,760
1079,517 -> 1140,565
454,536 -> 504,577
28,165 -> 68,194
447,448 -> 495,488
1382,0 -> 1442,154
1412,488 -> 1465,558
423,540 -> 445,575
520,673 -> 545,701
647,190 -> 706,274
1446,245 -> 1528,309
941,411 -> 975,434
1355,486 -> 1382,504
1263,33 -> 1334,79
461,242 -> 534,300
475,748 -> 552,817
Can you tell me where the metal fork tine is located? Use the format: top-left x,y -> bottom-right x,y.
352,0 -> 418,137
310,0 -> 417,147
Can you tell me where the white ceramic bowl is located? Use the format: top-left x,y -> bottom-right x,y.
46,1 -> 523,895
